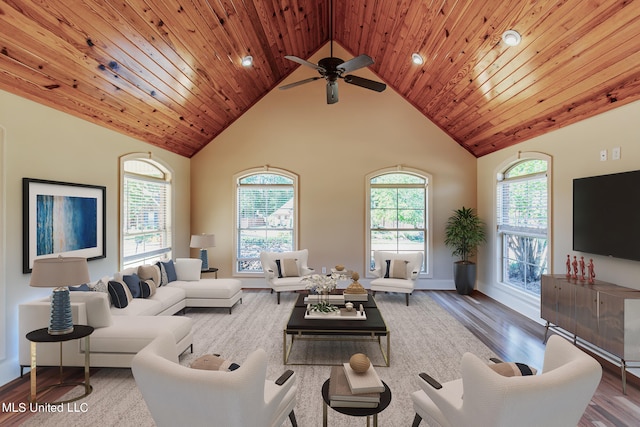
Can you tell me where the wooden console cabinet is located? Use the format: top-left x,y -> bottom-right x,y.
541,274 -> 640,393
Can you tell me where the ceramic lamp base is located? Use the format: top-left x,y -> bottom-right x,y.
199,249 -> 209,271
49,287 -> 74,335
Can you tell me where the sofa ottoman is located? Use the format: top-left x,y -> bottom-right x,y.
169,278 -> 243,314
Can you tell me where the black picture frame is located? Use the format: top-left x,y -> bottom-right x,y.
23,178 -> 106,273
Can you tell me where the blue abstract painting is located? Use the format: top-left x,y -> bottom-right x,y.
36,195 -> 98,256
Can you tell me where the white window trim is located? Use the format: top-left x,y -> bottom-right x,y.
232,166 -> 299,277
494,152 -> 552,300
365,166 -> 433,279
119,152 -> 174,270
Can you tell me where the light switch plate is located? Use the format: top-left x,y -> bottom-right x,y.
612,147 -> 621,160
600,150 -> 607,161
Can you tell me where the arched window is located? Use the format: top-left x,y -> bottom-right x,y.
497,156 -> 550,295
366,168 -> 431,275
120,154 -> 173,270
234,168 -> 298,274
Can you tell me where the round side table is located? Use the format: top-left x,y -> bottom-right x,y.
26,325 -> 94,404
321,378 -> 392,427
202,267 -> 219,278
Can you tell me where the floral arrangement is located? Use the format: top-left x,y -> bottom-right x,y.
303,272 -> 347,313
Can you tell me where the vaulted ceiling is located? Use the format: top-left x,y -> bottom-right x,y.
1,0 -> 639,158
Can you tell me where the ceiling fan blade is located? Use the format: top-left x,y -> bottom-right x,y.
337,54 -> 374,74
343,75 -> 387,92
326,81 -> 339,104
279,77 -> 322,90
284,55 -> 324,72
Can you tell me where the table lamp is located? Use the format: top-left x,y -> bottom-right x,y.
30,256 -> 90,335
190,233 -> 216,271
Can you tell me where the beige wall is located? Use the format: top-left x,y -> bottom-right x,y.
477,99 -> 640,320
191,43 -> 477,285
0,89 -> 191,385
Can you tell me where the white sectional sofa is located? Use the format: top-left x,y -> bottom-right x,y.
18,258 -> 243,373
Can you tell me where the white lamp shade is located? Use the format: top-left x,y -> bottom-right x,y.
190,234 -> 216,249
30,256 -> 90,288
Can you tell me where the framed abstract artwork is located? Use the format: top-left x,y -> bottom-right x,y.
23,178 -> 106,273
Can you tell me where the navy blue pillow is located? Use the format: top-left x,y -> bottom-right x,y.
162,260 -> 178,283
122,273 -> 142,298
69,283 -> 92,291
108,280 -> 131,308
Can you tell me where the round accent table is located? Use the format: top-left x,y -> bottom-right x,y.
26,325 -> 94,404
321,378 -> 391,427
202,267 -> 219,278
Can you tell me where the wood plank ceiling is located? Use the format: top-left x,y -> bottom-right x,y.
1,0 -> 639,158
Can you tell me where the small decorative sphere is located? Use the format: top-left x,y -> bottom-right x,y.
349,353 -> 370,374
335,265 -> 345,271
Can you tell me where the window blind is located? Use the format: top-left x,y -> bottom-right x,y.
497,174 -> 547,237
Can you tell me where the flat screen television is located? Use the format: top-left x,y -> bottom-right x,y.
573,169 -> 640,262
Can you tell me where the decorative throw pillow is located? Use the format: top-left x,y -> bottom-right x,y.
389,259 -> 408,279
122,273 -> 142,298
138,264 -> 160,287
276,258 -> 299,278
91,276 -> 110,294
156,262 -> 169,286
489,362 -> 537,377
107,280 -> 133,308
190,354 -> 240,371
161,259 -> 178,283
139,279 -> 156,298
69,283 -> 92,291
384,259 -> 409,279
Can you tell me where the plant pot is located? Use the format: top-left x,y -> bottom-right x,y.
453,261 -> 477,295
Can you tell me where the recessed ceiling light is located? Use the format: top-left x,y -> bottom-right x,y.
502,30 -> 521,46
411,53 -> 424,65
241,55 -> 253,67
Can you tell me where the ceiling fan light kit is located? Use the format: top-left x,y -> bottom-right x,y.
502,30 -> 522,46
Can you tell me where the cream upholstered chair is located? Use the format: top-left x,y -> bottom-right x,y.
370,251 -> 423,305
260,249 -> 314,303
132,333 -> 298,427
410,335 -> 602,427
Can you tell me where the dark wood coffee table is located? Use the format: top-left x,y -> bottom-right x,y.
283,294 -> 390,366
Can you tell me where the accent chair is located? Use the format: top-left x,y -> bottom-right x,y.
132,333 -> 298,427
410,334 -> 602,427
260,249 -> 314,303
370,251 -> 423,306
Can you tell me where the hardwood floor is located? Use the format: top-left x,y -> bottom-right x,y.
1,290 -> 638,426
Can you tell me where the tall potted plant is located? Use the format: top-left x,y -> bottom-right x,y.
445,206 -> 486,295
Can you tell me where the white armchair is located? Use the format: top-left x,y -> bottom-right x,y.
132,333 -> 298,427
370,251 -> 423,305
260,249 -> 314,303
410,335 -> 602,427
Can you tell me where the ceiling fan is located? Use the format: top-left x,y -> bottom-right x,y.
278,0 -> 386,104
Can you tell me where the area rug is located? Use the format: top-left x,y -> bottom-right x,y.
22,290 -> 496,427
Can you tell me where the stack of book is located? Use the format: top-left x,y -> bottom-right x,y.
328,363 -> 385,408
